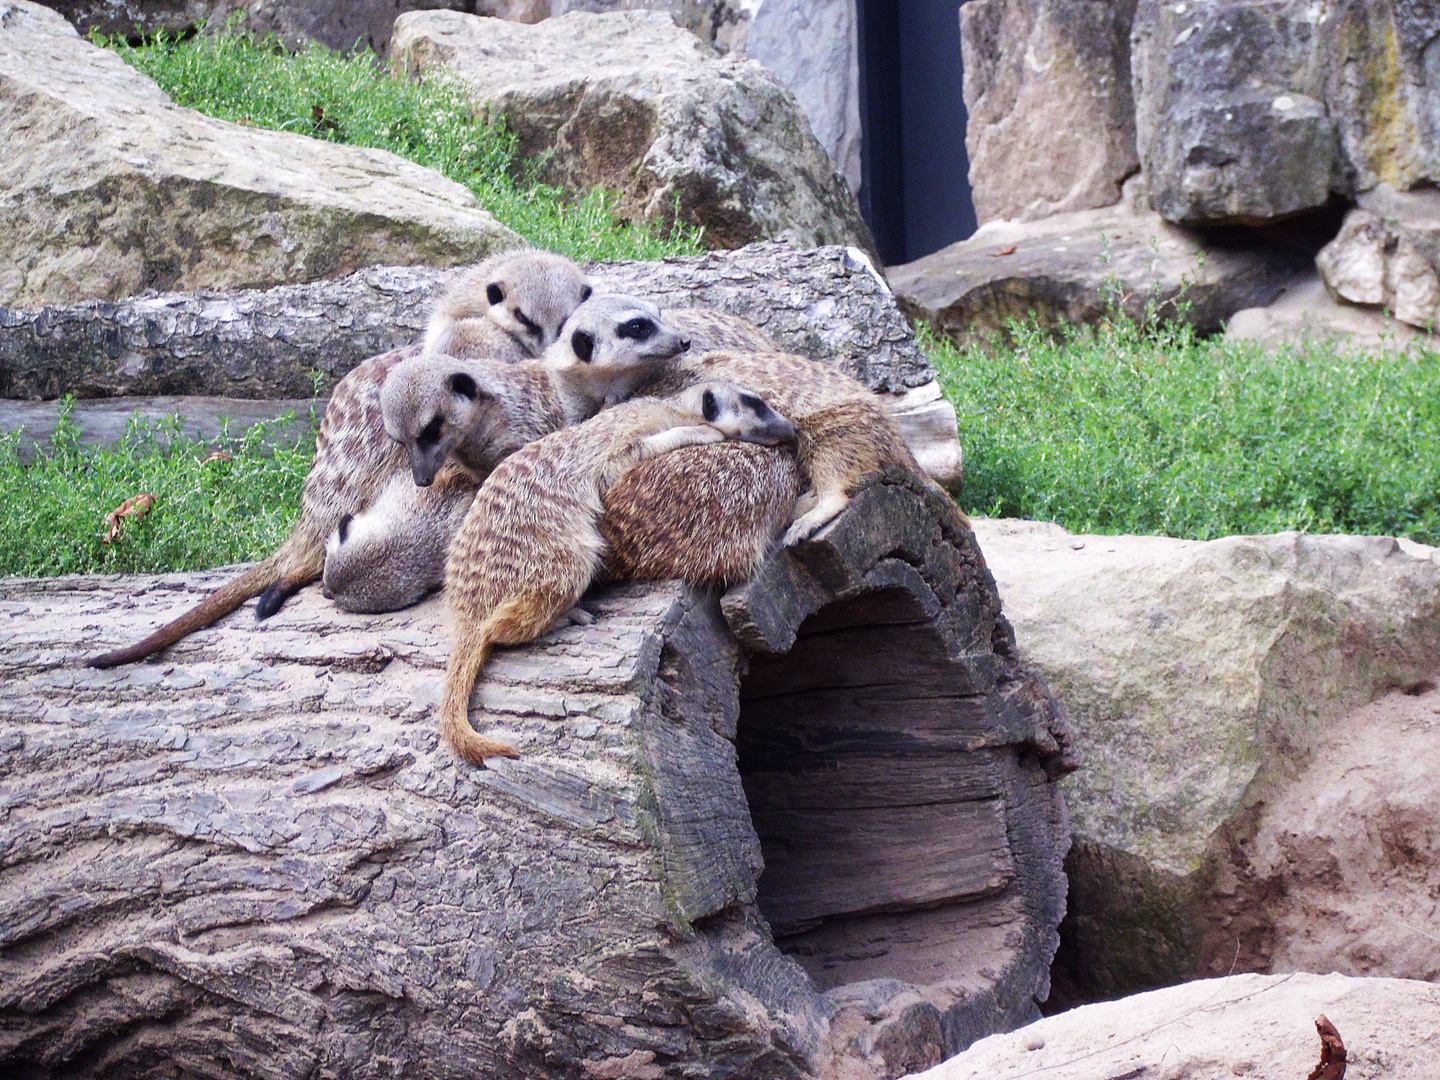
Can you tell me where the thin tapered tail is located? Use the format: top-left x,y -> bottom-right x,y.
88,541 -> 319,668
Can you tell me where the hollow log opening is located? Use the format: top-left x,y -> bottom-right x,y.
739,589 -> 1019,993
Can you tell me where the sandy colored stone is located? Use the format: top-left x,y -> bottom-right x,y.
1317,185 -> 1440,331
913,972 -> 1440,1080
0,0 -> 517,307
391,9 -> 872,253
960,0 -> 1138,226
1226,271 -> 1438,354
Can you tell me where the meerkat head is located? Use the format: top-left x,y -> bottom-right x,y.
675,382 -> 800,447
544,294 -> 692,420
426,250 -> 592,356
382,353 -> 535,486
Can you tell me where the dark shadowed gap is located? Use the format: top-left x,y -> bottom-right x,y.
858,0 -> 977,266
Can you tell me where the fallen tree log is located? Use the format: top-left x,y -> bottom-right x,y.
0,243 -> 930,401
0,476 -> 1074,1079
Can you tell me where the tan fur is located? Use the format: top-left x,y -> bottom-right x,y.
630,349 -> 966,545
438,385 -> 796,765
89,345 -> 421,668
662,307 -> 777,354
425,250 -> 591,359
599,442 -> 801,588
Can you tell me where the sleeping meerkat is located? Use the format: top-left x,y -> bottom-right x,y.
439,383 -> 799,765
425,249 -> 592,360
629,349 -> 967,545
86,252 -> 593,669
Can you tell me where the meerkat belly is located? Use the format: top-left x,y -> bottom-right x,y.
600,442 -> 802,588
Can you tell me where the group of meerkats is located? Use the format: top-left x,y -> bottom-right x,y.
90,249 -> 963,765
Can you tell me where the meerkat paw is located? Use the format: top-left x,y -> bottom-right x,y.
783,491 -> 850,546
560,605 -> 596,627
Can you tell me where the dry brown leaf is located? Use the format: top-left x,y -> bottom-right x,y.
1306,1015 -> 1346,1080
203,451 -> 233,464
989,245 -> 1018,257
102,493 -> 157,545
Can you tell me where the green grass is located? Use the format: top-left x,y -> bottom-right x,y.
0,404 -> 312,577
932,318 -> 1440,544
100,25 -> 703,262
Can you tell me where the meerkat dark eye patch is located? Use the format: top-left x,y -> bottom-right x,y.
418,415 -> 444,448
515,311 -> 542,338
739,393 -> 769,415
571,329 -> 595,363
580,284 -> 593,301
702,389 -> 719,422
617,317 -> 656,341
447,372 -> 478,401
485,282 -> 505,306
337,514 -> 353,544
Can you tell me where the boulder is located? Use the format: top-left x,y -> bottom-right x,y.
960,0 -> 1139,226
0,1 -> 517,308
1131,0 -> 1440,227
0,479 -> 1075,1079
1131,0 -> 1345,226
971,518 -> 1440,1002
1317,185 -> 1440,331
390,10 -> 873,254
888,190 -> 1303,343
1226,270 -> 1439,353
915,972 -> 1440,1080
40,0 -> 476,55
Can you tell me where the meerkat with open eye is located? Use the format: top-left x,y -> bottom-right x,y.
425,249 -> 592,360
438,383 -> 799,764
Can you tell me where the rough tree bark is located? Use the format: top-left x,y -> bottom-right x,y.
0,243 -> 931,401
0,475 -> 1073,1080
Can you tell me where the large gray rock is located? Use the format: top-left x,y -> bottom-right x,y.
888,192 -> 1302,342
0,1 -> 517,308
960,0 -> 1139,226
1131,0 -> 1345,226
1131,0 -> 1440,226
390,9 -> 872,254
1317,184 -> 1440,331
916,972 -> 1440,1080
1227,270 -> 1439,353
972,518 -> 1440,1001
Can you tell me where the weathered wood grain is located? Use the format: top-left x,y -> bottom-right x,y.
0,244 -> 932,401
0,476 -> 1073,1080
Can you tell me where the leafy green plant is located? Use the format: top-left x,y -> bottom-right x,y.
0,402 -> 313,577
930,318 -> 1440,544
99,24 -> 703,262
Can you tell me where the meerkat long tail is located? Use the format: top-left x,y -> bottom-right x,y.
89,555 -> 282,669
438,603 -> 532,765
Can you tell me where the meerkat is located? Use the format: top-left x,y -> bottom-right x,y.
438,383 -> 799,765
629,349 -> 966,545
661,307 -> 777,354
381,294 -> 693,487
86,253 -> 593,669
425,249 -> 591,360
322,460 -> 480,613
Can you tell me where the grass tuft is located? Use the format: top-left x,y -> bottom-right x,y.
0,402 -> 311,577
99,24 -> 704,262
930,318 -> 1440,544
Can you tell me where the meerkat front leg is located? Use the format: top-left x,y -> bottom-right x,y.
637,424 -> 726,458
783,489 -> 851,546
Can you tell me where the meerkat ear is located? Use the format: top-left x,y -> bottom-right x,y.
447,372 -> 479,401
702,388 -> 719,422
580,284 -> 593,301
485,282 -> 505,306
571,330 -> 595,363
